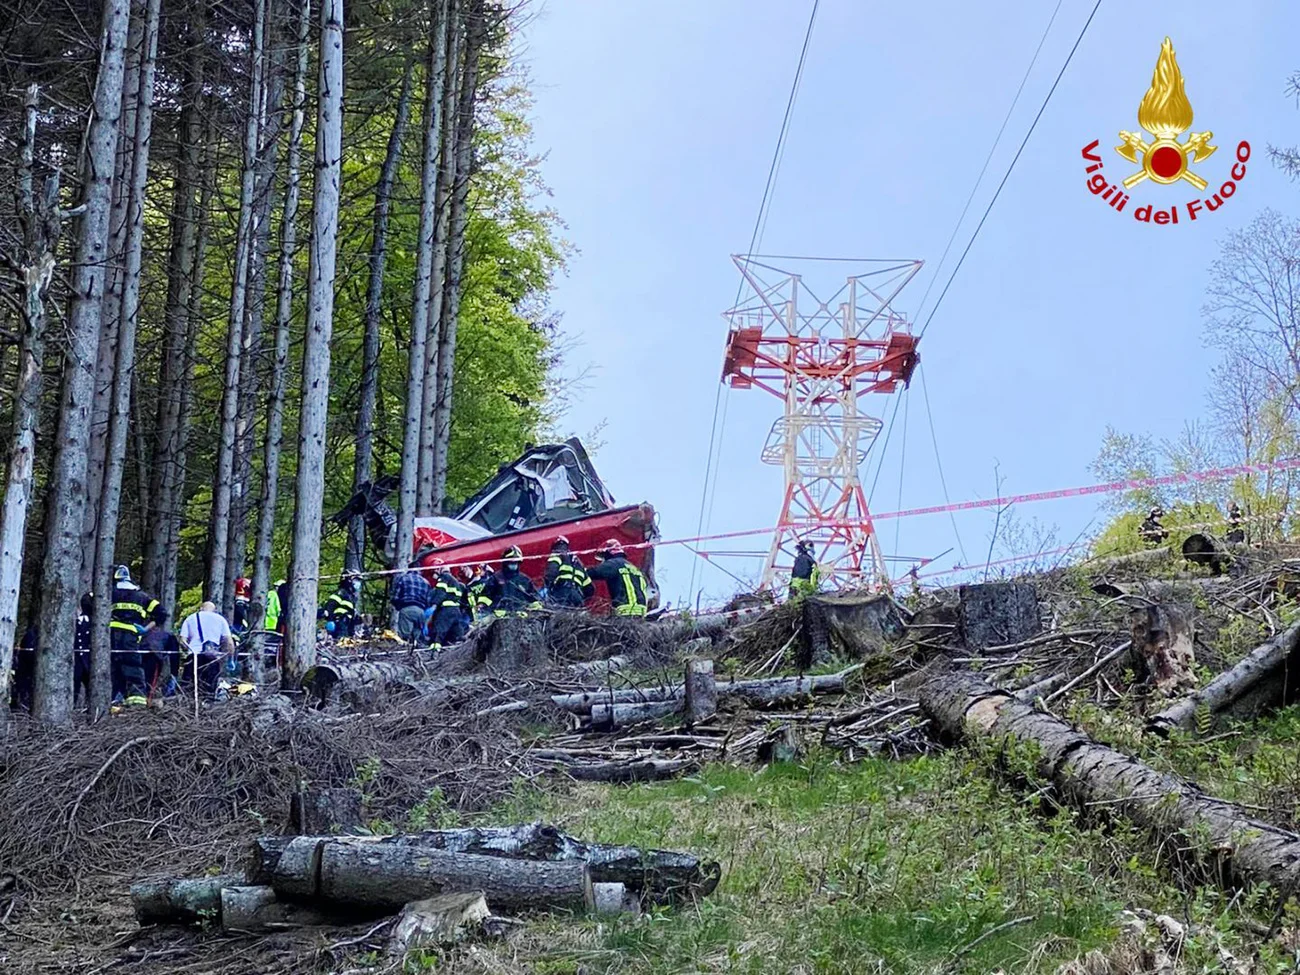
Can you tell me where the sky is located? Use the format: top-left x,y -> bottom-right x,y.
516,0 -> 1300,609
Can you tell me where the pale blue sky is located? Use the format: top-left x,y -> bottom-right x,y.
520,0 -> 1299,607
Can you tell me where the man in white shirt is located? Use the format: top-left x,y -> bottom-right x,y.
179,602 -> 235,698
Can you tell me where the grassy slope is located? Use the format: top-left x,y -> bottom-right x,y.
393,743 -> 1300,974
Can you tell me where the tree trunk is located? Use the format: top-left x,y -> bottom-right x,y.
552,667 -> 861,715
684,657 -> 716,725
428,0 -> 485,513
159,134 -> 215,618
91,0 -> 161,713
289,786 -> 364,834
1130,604 -> 1196,696
252,824 -> 720,902
142,12 -> 205,597
919,669 -> 1300,897
1148,621 -> 1300,736
131,875 -> 244,926
417,0 -> 461,515
0,87 -> 61,723
264,837 -> 594,913
347,57 -> 414,574
248,0 -> 310,672
220,885 -> 331,933
284,0 -> 345,686
82,0 -> 144,595
227,40 -> 289,605
395,0 -> 451,573
33,0 -> 131,725
208,0 -> 267,609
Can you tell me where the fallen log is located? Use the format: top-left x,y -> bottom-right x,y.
563,757 -> 696,783
266,836 -> 593,913
590,699 -> 682,728
554,666 -> 862,717
1148,621 -> 1300,736
250,824 -> 720,903
920,670 -> 1300,896
132,875 -> 244,926
220,885 -> 331,933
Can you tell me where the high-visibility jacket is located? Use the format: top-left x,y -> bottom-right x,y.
265,587 -> 281,631
545,553 -> 593,607
432,572 -> 468,615
484,568 -> 541,613
111,582 -> 160,635
468,577 -> 493,617
322,590 -> 356,625
587,556 -> 649,617
790,552 -> 820,597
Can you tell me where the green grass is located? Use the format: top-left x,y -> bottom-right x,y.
398,749 -> 1294,974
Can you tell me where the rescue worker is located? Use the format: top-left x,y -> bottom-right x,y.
140,608 -> 181,699
273,578 -> 290,635
179,601 -> 236,699
426,560 -> 470,648
456,564 -> 477,631
482,546 -> 541,615
232,574 -> 252,633
110,565 -> 163,706
789,540 -> 820,599
587,539 -> 649,617
1226,501 -> 1246,544
467,563 -> 494,619
320,575 -> 358,637
390,567 -> 434,644
1139,506 -> 1169,546
544,536 -> 593,609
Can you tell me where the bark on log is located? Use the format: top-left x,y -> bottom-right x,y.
290,786 -> 364,835
685,658 -> 717,725
590,699 -> 682,729
1148,622 -> 1300,736
554,667 -> 861,717
563,758 -> 696,783
388,892 -> 490,952
266,836 -> 594,913
1130,605 -> 1196,696
251,825 -> 720,902
920,670 -> 1300,896
220,885 -> 330,932
132,874 -> 243,925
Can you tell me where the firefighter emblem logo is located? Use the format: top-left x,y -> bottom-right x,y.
1115,37 -> 1215,190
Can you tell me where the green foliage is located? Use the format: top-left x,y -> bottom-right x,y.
1091,500 -> 1223,557
428,752 -> 1285,973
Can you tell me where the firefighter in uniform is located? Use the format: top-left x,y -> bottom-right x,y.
425,560 -> 470,648
587,539 -> 649,617
467,564 -> 494,619
111,565 -> 163,706
1226,501 -> 1246,544
789,540 -> 820,599
320,576 -> 359,637
1139,506 -> 1169,546
544,536 -> 593,609
483,546 -> 541,615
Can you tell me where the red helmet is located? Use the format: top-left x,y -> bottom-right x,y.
429,558 -> 445,568
600,538 -> 624,557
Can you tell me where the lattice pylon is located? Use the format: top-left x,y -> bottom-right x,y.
720,255 -> 923,592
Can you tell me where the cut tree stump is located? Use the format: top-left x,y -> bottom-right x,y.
132,875 -> 243,926
250,825 -> 720,903
798,594 -> 908,669
220,885 -> 330,933
592,882 -> 639,915
1130,605 -> 1196,696
958,583 -> 1040,651
290,786 -> 364,835
388,892 -> 491,953
1148,621 -> 1300,736
920,670 -> 1300,896
684,658 -> 717,725
265,836 -> 594,913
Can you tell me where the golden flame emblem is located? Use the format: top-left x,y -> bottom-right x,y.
1115,38 -> 1216,190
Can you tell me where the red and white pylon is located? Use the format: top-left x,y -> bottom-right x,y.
720,255 -> 923,591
